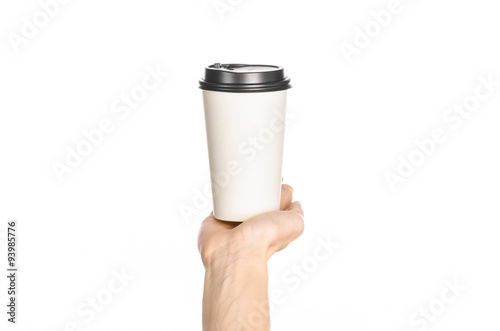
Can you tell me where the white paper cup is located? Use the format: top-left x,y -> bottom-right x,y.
200,64 -> 292,222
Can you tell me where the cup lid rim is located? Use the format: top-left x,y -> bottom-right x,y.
199,63 -> 292,93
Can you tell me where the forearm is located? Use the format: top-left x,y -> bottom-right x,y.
202,244 -> 270,331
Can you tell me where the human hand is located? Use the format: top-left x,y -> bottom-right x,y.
198,184 -> 305,266
198,184 -> 304,331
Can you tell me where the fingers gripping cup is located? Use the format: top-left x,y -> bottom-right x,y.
200,63 -> 291,222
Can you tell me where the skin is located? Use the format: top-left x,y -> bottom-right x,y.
198,184 -> 304,331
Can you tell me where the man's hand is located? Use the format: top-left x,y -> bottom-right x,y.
198,184 -> 304,331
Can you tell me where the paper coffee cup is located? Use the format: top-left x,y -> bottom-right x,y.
200,63 -> 291,222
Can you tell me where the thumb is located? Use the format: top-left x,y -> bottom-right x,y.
270,201 -> 305,253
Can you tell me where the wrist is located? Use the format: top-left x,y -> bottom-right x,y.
203,233 -> 268,270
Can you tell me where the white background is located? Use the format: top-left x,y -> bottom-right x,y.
1,0 -> 500,330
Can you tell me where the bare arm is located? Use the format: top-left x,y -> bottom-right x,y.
198,184 -> 304,331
